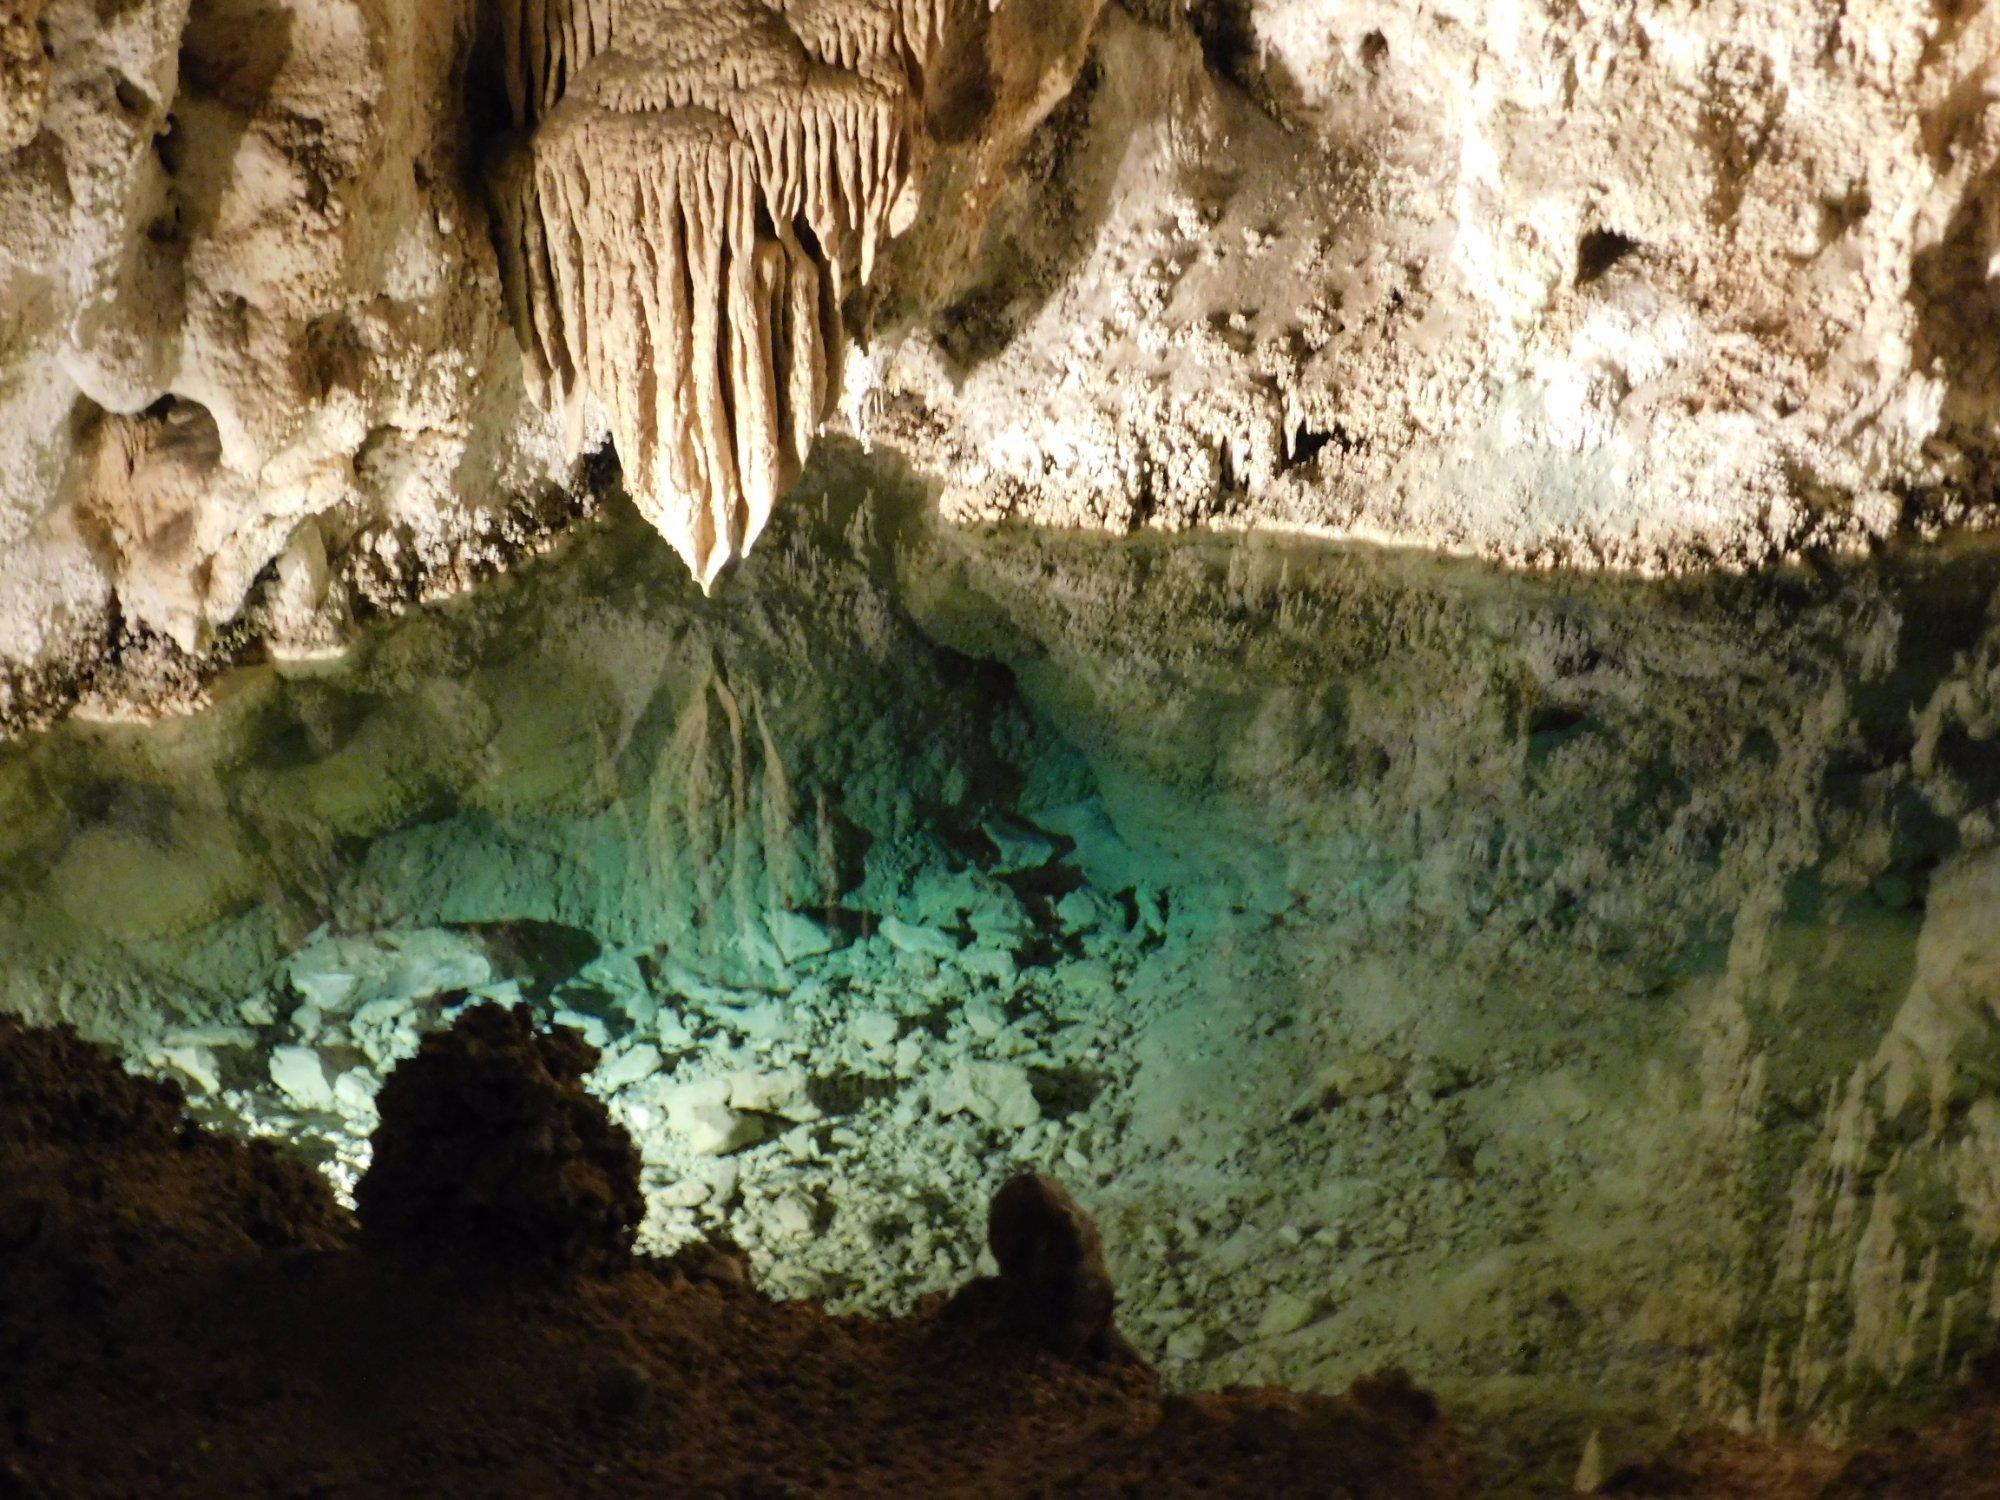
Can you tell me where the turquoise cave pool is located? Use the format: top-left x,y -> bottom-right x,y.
7,461 -> 2000,1473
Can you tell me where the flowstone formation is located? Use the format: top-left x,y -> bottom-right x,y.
487,0 -> 1018,587
6,0 -> 1996,724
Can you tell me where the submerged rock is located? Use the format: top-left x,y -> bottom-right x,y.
932,1062 -> 1042,1132
270,1045 -> 338,1112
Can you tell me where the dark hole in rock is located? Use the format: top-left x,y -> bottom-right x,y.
1577,227 -> 1642,285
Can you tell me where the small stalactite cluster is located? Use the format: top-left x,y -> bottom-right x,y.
488,0 -> 981,589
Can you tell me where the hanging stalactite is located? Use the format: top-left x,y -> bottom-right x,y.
487,0 -> 983,590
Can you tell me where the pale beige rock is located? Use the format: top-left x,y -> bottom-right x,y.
862,0 -> 2000,574
0,0 -> 46,152
0,0 -> 550,713
489,0 -> 995,589
1,0 -> 1998,728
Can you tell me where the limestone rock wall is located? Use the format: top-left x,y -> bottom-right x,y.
3,0 -> 2000,725
864,0 -> 2000,570
0,0 -> 571,716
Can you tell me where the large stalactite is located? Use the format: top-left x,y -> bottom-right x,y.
488,0 -> 980,589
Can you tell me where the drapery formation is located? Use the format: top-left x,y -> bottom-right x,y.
489,0 -> 976,589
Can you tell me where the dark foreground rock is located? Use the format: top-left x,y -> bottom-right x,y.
0,1011 -> 1473,1498
18,1006 -> 1998,1497
944,1170 -> 1143,1365
356,1000 -> 643,1269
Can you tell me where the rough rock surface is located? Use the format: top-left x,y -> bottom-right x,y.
0,1012 -> 347,1308
0,0 -> 579,725
868,0 -> 2000,574
0,1008 -> 1478,1498
946,1170 -> 1138,1360
11,484 -> 2000,1488
356,1000 -> 645,1267
4,0 -> 2000,723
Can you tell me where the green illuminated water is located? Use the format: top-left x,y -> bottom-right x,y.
7,455 -> 2000,1481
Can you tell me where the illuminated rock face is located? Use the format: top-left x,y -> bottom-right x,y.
0,0 -> 46,152
0,0 -> 1996,728
10,488 -> 2000,1456
488,0 -> 978,589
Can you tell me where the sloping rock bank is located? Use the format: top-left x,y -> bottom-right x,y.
0,1005 -> 1473,1498
13,1005 -> 2000,1496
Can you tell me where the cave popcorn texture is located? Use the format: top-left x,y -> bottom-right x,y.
491,0 -> 978,588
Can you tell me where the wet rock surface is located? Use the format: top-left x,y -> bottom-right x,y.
10,494 -> 2000,1487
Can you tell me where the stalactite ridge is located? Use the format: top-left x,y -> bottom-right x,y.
488,0 -> 983,589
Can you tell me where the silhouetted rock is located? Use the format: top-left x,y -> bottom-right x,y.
356,1001 -> 642,1269
947,1172 -> 1141,1364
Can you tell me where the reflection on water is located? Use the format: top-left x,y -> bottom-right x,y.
7,460 -> 2000,1473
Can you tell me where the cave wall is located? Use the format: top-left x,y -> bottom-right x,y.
0,0 -> 570,716
7,464 -> 2000,1459
2,0 -> 1999,726
871,0 -> 2000,569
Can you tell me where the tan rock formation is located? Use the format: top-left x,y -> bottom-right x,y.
0,0 -> 1996,725
0,0 -> 46,152
488,0 -> 984,589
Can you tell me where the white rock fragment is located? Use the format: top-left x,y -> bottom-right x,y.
1254,1290 -> 1318,1341
270,1046 -> 337,1112
767,1193 -> 816,1240
880,915 -> 957,958
675,1104 -> 765,1158
724,1068 -> 811,1118
850,1011 -> 899,1050
595,1043 -> 663,1092
729,1000 -> 792,1045
660,1078 -> 763,1156
154,1045 -> 220,1094
961,999 -> 1005,1039
983,816 -> 1057,872
333,1068 -> 380,1122
955,946 -> 1018,986
655,1177 -> 711,1209
552,1007 -> 611,1049
290,967 -> 358,1015
351,997 -> 423,1068
1055,887 -> 1120,935
931,1062 -> 1041,1131
768,910 -> 838,964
